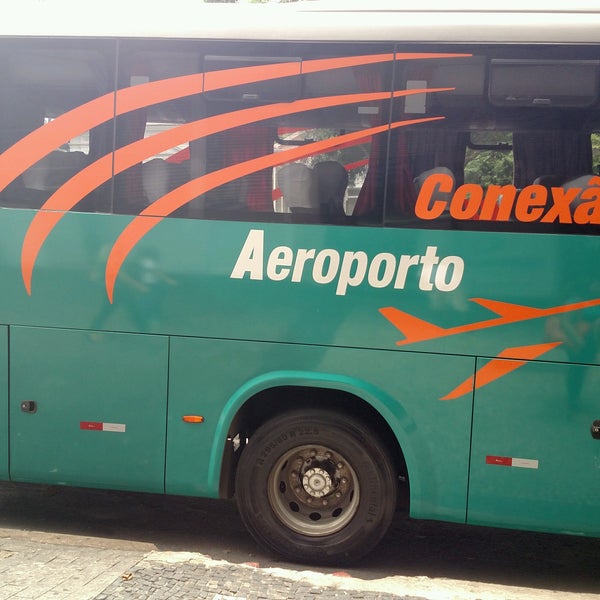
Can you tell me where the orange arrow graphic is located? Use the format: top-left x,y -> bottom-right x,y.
440,341 -> 563,400
380,297 -> 600,346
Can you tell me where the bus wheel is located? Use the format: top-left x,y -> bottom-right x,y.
235,409 -> 397,564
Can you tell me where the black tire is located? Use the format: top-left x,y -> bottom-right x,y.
235,408 -> 397,564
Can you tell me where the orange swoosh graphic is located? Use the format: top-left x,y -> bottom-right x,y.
380,297 -> 600,346
0,75 -> 205,196
4,52 -> 468,197
440,341 -> 562,400
21,88 -> 452,294
105,116 -> 443,302
300,53 -> 470,74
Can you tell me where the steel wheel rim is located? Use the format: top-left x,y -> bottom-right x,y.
267,444 -> 360,537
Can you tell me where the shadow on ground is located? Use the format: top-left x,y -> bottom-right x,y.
1,482 -> 598,596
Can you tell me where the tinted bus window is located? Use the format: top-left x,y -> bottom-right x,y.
110,41 -> 392,225
113,41 -> 201,216
385,46 -> 600,234
199,42 -> 394,225
0,39 -> 115,211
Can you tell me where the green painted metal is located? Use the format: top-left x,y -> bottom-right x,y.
167,336 -> 473,521
9,326 -> 168,492
2,210 -> 595,362
469,358 -> 600,534
0,327 -> 7,480
0,205 -> 598,534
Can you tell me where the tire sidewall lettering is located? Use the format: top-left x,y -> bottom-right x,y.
258,426 -> 320,462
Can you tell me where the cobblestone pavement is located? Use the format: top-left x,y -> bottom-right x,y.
1,483 -> 600,600
0,530 -> 425,600
1,528 -> 600,600
95,552 -> 420,600
0,532 -> 146,600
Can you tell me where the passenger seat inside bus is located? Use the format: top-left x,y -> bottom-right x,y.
532,174 -> 566,190
313,160 -> 349,217
277,163 -> 319,213
23,151 -> 88,191
142,158 -> 171,204
142,158 -> 190,206
5,150 -> 89,208
413,166 -> 454,191
413,166 -> 455,201
561,174 -> 599,205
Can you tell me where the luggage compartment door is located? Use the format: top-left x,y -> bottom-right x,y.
468,357 -> 600,534
10,326 -> 168,492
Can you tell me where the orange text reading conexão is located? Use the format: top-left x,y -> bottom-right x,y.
414,173 -> 600,224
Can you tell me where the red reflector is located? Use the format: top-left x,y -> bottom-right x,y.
486,455 -> 512,466
80,421 -> 103,431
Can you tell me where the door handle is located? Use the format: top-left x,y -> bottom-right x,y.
20,400 -> 37,414
592,420 -> 600,439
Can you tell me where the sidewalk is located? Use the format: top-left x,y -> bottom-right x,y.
0,531 -> 148,600
0,528 -> 415,600
95,552 -> 417,600
1,527 -> 599,600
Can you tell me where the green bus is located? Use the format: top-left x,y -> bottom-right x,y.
1,0 -> 600,564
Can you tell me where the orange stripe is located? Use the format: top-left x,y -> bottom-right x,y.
390,297 -> 600,346
204,62 -> 300,92
115,73 -> 204,114
318,136 -> 373,155
202,53 -> 457,91
301,52 -> 471,74
379,306 -> 446,343
0,94 -> 115,198
21,88 -> 451,294
0,74 -> 205,196
3,51 -> 469,200
440,342 -> 562,400
0,55 -> 370,195
345,158 -> 369,171
20,155 -> 114,295
105,116 -> 443,302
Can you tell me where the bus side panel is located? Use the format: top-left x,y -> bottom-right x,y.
9,326 -> 169,492
166,336 -> 474,523
468,357 -> 600,535
0,326 -> 7,481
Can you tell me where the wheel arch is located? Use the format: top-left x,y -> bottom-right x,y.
210,370 -> 416,505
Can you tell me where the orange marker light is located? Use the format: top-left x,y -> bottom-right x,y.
182,415 -> 204,424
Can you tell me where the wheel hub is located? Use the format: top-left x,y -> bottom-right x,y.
267,444 -> 360,537
302,468 -> 332,498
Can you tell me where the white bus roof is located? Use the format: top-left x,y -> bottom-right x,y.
2,0 -> 600,44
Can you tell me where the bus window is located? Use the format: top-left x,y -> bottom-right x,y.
113,41 -> 201,216
200,42 -> 393,224
0,39 -> 114,211
464,132 -> 513,187
273,128 -> 368,217
385,49 -> 600,233
592,132 -> 600,173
